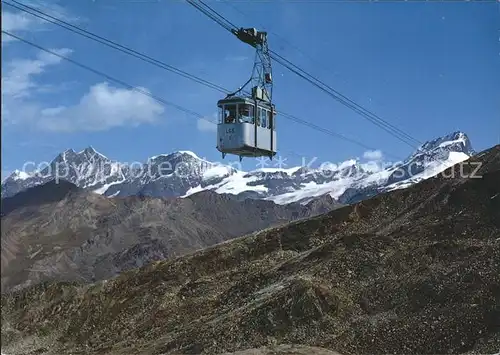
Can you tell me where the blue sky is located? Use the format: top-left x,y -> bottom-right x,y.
2,0 -> 499,177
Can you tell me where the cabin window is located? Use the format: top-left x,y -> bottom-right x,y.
218,106 -> 223,124
224,104 -> 237,123
256,107 -> 261,126
259,108 -> 266,128
238,104 -> 254,123
262,109 -> 267,127
267,110 -> 275,130
248,105 -> 255,123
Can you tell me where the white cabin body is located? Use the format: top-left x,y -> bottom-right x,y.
216,96 -> 277,158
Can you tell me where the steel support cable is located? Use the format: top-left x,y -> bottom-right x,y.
188,2 -> 407,161
3,0 -> 250,97
208,2 -> 405,157
3,30 -> 406,163
210,0 -> 416,151
185,0 -> 422,149
184,0 -> 237,33
3,0 -> 230,95
185,1 -> 457,168
1,30 -> 212,123
270,50 -> 422,147
277,112 -> 376,152
224,2 -> 425,153
196,0 -> 239,30
167,2 -> 391,158
4,0 -> 388,156
270,53 -> 419,149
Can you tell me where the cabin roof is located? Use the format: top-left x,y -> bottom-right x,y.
217,96 -> 274,109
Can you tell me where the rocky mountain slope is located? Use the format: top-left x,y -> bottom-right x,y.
1,131 -> 474,205
1,180 -> 340,293
2,144 -> 498,355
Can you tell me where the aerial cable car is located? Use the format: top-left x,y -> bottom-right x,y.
216,27 -> 277,161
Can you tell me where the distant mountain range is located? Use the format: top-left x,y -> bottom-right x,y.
1,179 -> 339,293
1,131 -> 474,205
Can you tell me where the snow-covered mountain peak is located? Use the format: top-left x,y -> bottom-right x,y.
150,150 -> 201,161
177,150 -> 201,158
78,146 -> 107,159
9,170 -> 32,181
55,146 -> 110,165
1,131 -> 478,205
147,151 -> 217,172
145,150 -> 225,180
375,131 -> 474,193
414,131 -> 474,158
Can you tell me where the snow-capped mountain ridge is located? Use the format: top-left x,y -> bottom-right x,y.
414,131 -> 474,156
1,131 -> 476,204
371,131 -> 474,193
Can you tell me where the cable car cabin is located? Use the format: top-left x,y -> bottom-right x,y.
216,96 -> 277,160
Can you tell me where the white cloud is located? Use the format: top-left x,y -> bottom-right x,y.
363,150 -> 383,160
26,1 -> 80,22
2,6 -> 164,133
2,44 -> 164,132
1,2 -> 79,45
197,118 -> 217,132
1,11 -> 38,37
1,48 -> 74,126
1,48 -> 72,100
37,82 -> 164,132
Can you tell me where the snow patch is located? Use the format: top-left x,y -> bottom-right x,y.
202,165 -> 233,180
359,166 -> 394,186
177,150 -> 200,158
93,180 -> 124,194
448,151 -> 470,164
338,159 -> 357,170
438,137 -> 466,149
183,185 -> 206,197
214,172 -> 268,195
11,169 -> 31,180
267,177 -> 355,205
108,190 -> 121,197
252,166 -> 302,175
149,151 -> 211,164
77,146 -> 107,159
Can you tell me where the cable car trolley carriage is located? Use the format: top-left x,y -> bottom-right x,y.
216,27 -> 277,161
